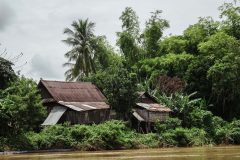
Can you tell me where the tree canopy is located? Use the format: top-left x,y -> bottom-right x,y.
62,0 -> 240,120
0,57 -> 16,89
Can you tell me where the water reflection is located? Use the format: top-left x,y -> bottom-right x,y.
1,146 -> 240,160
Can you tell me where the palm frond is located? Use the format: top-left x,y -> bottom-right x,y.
63,62 -> 74,67
63,18 -> 97,80
63,28 -> 74,36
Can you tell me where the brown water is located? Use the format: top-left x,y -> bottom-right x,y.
1,146 -> 240,160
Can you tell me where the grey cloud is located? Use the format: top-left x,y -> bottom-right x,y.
0,0 -> 14,30
29,54 -> 63,80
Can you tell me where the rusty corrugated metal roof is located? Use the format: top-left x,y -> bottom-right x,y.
137,91 -> 158,103
136,103 -> 172,112
39,80 -> 106,102
58,101 -> 109,111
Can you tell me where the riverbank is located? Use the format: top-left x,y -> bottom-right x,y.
0,144 -> 237,155
0,149 -> 73,155
1,146 -> 240,160
1,120 -> 240,152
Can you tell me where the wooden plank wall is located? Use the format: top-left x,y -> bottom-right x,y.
62,109 -> 110,124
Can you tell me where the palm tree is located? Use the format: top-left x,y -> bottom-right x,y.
62,19 -> 96,81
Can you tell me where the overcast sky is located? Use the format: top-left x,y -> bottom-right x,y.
0,0 -> 231,81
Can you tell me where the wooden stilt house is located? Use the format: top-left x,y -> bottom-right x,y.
132,92 -> 172,132
38,80 -> 110,125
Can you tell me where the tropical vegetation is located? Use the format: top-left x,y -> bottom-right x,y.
0,0 -> 240,151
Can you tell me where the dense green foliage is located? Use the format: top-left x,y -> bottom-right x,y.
0,57 -> 16,89
0,76 -> 46,151
155,94 -> 240,146
0,121 -> 161,151
62,0 -> 240,120
2,118 -> 240,151
0,77 -> 46,137
62,0 -> 240,149
27,121 -> 141,150
143,10 -> 169,58
117,7 -> 141,66
0,55 -> 47,151
136,53 -> 194,86
84,66 -> 138,119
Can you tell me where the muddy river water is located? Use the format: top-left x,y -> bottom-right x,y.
1,146 -> 240,160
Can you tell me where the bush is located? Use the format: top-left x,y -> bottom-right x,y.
214,125 -> 232,144
27,124 -> 73,150
160,127 -> 208,147
155,117 -> 182,134
2,118 -> 240,151
230,128 -> 240,144
0,77 -> 46,136
89,120 -> 130,150
25,120 -> 160,151
0,137 -> 7,152
229,120 -> 240,144
189,108 -> 216,137
155,92 -> 205,127
137,133 -> 160,148
214,119 -> 240,145
160,130 -> 178,147
187,128 -> 208,146
173,128 -> 191,146
190,108 -> 213,128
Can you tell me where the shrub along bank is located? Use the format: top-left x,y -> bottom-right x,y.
1,119 -> 240,152
0,121 -> 161,151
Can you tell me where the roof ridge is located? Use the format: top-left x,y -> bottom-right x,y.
41,79 -> 92,84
